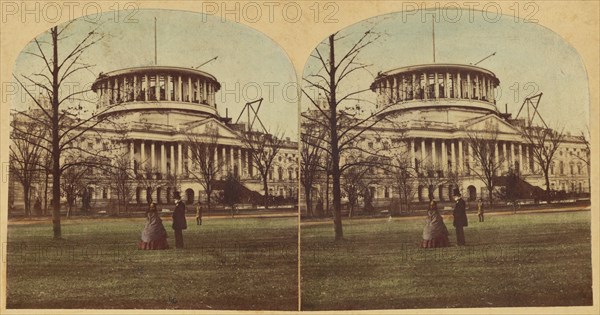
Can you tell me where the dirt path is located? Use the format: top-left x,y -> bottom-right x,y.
300,205 -> 591,227
8,212 -> 297,226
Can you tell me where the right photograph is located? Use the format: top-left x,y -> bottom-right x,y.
300,10 -> 592,311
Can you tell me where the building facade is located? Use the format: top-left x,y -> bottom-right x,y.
304,63 -> 589,211
9,65 -> 298,213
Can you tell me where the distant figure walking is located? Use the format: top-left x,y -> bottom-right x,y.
421,198 -> 450,248
195,201 -> 203,225
452,189 -> 468,246
172,192 -> 187,249
477,198 -> 484,222
138,202 -> 169,250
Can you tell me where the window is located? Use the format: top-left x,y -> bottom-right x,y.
559,161 -> 564,175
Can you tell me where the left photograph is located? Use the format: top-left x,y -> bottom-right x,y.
6,9 -> 299,310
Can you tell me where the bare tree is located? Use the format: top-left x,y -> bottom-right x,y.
300,122 -> 326,217
417,161 -> 448,201
106,152 -> 135,214
464,121 -> 505,209
342,165 -> 372,218
223,173 -> 242,218
9,118 -> 47,217
242,130 -> 285,209
187,129 -> 222,215
136,165 -> 168,205
520,125 -> 565,203
302,27 -> 390,240
388,154 -> 417,215
12,20 -> 117,239
60,161 -> 91,218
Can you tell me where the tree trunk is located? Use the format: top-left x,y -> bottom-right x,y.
262,176 -> 269,209
51,27 -> 62,240
325,173 -> 330,217
304,187 -> 313,217
43,173 -> 49,215
544,173 -> 551,204
329,34 -> 343,241
23,185 -> 31,218
488,188 -> 494,210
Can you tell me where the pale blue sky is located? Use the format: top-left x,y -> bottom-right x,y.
13,9 -> 298,138
302,9 -> 589,135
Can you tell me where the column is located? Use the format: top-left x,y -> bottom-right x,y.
494,143 -> 499,171
213,145 -> 218,175
434,72 -> 439,99
177,143 -> 183,175
238,148 -> 242,177
155,74 -> 160,100
412,73 -> 417,99
458,140 -> 464,174
197,78 -> 201,103
229,147 -> 234,175
133,76 -> 138,101
482,76 -> 487,100
524,144 -> 529,174
187,145 -> 192,173
391,77 -> 397,103
410,139 -> 415,168
502,142 -> 508,172
143,74 -> 149,101
222,146 -> 227,176
129,141 -> 134,169
445,72 -> 450,98
469,143 -> 476,174
457,72 -> 462,98
510,142 -> 515,171
113,78 -> 118,103
170,144 -> 175,175
178,75 -> 183,101
421,139 -> 426,166
466,73 -> 471,99
161,143 -> 166,174
151,142 -> 156,170
187,77 -> 192,102
203,80 -> 208,103
141,141 -> 146,168
441,140 -> 447,173
165,75 -> 171,101
519,144 -> 524,174
423,72 -> 428,100
450,141 -> 456,173
431,139 -> 436,168
399,75 -> 404,101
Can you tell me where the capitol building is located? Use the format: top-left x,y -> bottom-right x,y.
305,62 -> 589,210
9,64 -> 299,212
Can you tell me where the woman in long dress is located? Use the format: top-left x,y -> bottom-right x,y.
138,202 -> 169,250
421,199 -> 450,248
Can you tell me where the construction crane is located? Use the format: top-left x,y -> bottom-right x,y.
194,56 -> 218,69
514,92 -> 547,128
234,98 -> 268,133
472,52 -> 496,66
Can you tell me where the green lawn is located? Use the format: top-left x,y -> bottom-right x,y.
301,211 -> 592,310
7,216 -> 298,310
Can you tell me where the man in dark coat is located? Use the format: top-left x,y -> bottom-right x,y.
172,192 -> 187,248
452,189 -> 468,246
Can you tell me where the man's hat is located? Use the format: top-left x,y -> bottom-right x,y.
174,191 -> 181,200
453,188 -> 461,196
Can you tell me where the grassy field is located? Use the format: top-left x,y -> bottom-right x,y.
301,211 -> 592,310
7,216 -> 298,310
